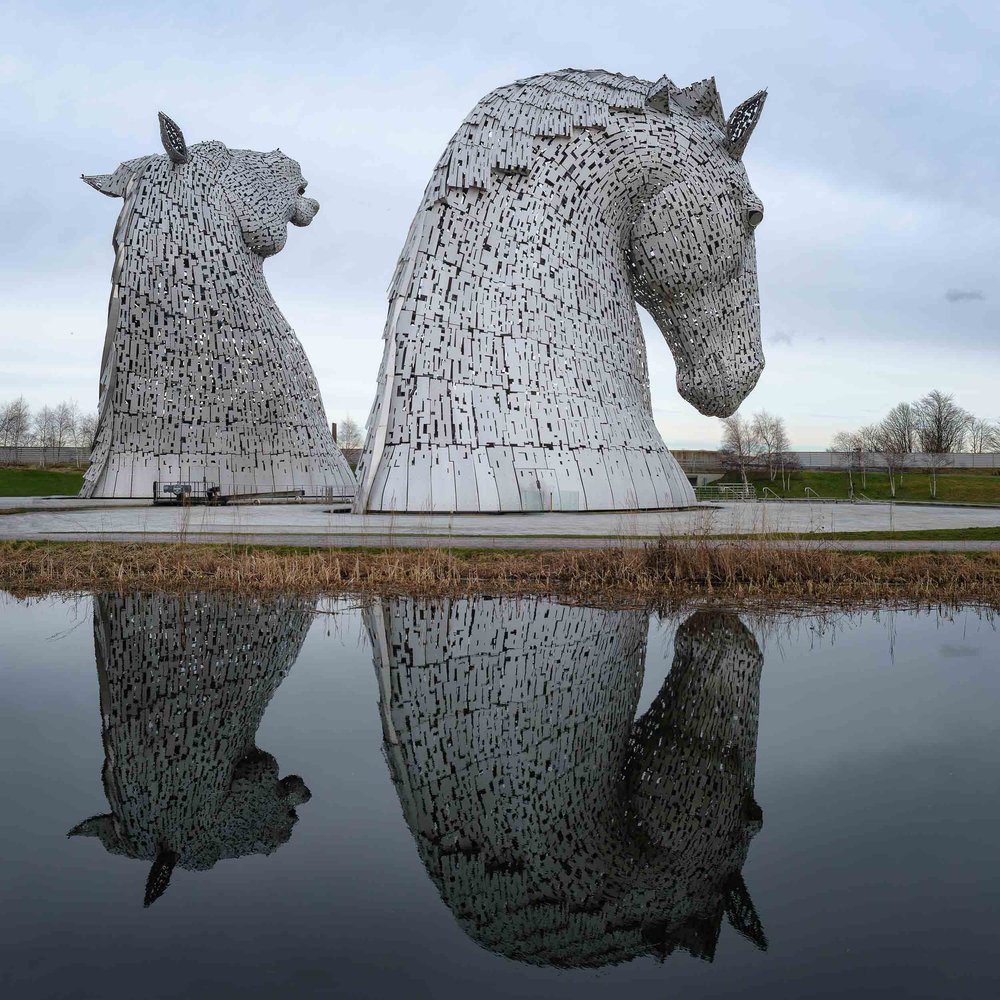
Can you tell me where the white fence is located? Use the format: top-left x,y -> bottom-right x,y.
794,451 -> 1000,471
0,446 -> 90,465
675,450 -> 1000,474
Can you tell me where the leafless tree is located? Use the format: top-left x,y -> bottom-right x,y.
873,423 -> 906,498
771,417 -> 794,490
880,401 -> 917,455
914,390 -> 969,453
749,410 -> 788,482
75,411 -> 98,450
857,424 -> 881,490
32,406 -> 58,465
925,450 -> 953,499
53,400 -> 79,451
719,413 -> 759,486
967,417 -> 996,454
831,427 -> 877,492
0,397 -> 32,459
337,415 -> 364,451
830,430 -> 861,493
990,421 -> 1000,453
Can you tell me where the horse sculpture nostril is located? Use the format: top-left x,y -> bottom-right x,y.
747,209 -> 763,228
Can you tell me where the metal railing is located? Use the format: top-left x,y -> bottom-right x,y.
695,483 -> 757,502
154,482 -> 223,504
153,482 -> 356,505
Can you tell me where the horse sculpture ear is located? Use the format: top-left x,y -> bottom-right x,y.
82,173 -> 126,198
673,77 -> 726,129
158,111 -> 190,165
726,90 -> 767,159
68,814 -> 115,837
646,74 -> 675,114
724,871 -> 769,951
144,848 -> 179,907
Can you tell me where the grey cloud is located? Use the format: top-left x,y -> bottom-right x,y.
768,331 -> 793,346
944,289 -> 984,302
3,0 -> 1000,424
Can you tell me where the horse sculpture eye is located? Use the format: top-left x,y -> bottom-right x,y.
747,208 -> 763,228
297,184 -> 307,196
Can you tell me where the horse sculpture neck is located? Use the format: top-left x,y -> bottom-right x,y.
80,136 -> 354,500
355,70 -> 699,514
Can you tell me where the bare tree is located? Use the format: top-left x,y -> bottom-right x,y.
774,419 -> 795,490
990,421 -> 1000,453
719,413 -> 758,486
75,411 -> 98,450
0,397 -> 32,460
880,401 -> 917,455
967,417 -> 995,454
53,400 -> 79,452
750,410 -> 786,482
925,450 -> 953,499
338,415 -> 364,450
830,430 -> 861,494
831,426 -> 877,492
873,423 -> 906,498
32,406 -> 58,466
856,424 -> 881,490
914,390 -> 968,453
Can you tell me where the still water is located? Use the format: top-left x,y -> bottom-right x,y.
0,593 -> 996,999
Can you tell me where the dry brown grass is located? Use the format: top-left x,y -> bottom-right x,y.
1,537 -> 998,609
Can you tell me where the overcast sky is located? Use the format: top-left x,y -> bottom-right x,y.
1,0 -> 997,448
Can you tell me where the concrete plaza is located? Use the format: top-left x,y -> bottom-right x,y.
1,497 -> 998,550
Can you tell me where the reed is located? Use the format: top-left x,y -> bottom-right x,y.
1,538 -> 998,608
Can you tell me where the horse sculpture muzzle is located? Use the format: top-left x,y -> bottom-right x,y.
292,196 -> 320,227
631,215 -> 765,418
670,274 -> 765,418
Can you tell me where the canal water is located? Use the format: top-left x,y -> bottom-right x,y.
0,593 -> 996,999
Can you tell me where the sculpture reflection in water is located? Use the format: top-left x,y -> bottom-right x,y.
367,598 -> 766,967
70,593 -> 314,906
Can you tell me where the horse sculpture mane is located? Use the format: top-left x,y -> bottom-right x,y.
80,114 -> 356,499
414,70 -> 659,208
356,68 -> 767,514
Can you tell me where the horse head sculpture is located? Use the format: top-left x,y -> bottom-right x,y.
630,80 -> 766,416
84,112 -> 321,256
355,69 -> 767,513
68,593 -> 314,906
80,114 -> 354,499
367,597 -> 766,967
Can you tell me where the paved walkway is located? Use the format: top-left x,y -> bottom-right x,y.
0,497 -> 998,549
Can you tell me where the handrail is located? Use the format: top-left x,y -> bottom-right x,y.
695,483 -> 757,502
761,486 -> 783,500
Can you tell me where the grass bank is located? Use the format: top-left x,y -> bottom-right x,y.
720,469 -> 1000,504
0,466 -> 84,496
2,539 -> 998,608
695,526 -> 1000,542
